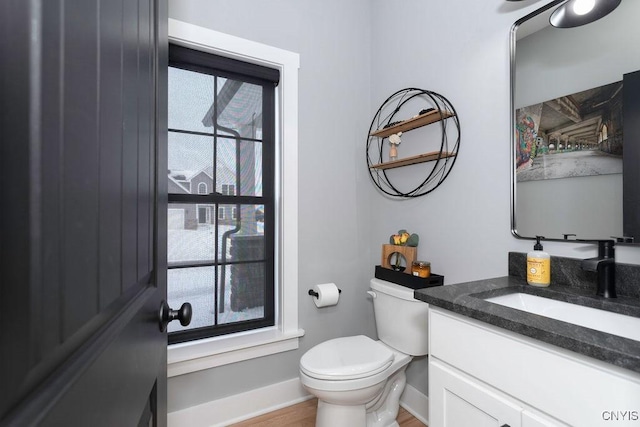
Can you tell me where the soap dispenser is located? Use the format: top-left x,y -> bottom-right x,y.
527,236 -> 550,287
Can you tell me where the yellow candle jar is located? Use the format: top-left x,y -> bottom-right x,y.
411,261 -> 431,278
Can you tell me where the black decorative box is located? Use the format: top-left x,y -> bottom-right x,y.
374,265 -> 444,290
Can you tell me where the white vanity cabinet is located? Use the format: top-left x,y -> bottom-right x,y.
430,359 -> 565,427
428,307 -> 640,427
430,359 -> 522,427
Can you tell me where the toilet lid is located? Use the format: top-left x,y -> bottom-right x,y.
300,335 -> 394,380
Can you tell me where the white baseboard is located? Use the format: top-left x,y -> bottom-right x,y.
400,384 -> 430,426
168,378 -> 429,427
168,378 -> 312,427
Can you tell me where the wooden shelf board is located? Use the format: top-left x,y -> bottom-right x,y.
370,151 -> 456,170
370,110 -> 455,138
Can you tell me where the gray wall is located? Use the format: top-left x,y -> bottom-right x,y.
367,0 -> 520,395
167,0 -> 640,412
167,0 -> 377,411
365,0 -> 639,395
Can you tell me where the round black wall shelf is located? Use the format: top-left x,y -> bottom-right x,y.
366,88 -> 460,198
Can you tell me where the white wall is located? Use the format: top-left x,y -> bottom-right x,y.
517,174 -> 624,239
167,0 -> 640,414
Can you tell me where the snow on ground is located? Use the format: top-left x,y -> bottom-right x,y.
167,225 -> 264,333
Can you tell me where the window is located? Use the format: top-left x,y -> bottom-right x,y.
167,43 -> 278,344
167,20 -> 301,376
197,206 -> 209,224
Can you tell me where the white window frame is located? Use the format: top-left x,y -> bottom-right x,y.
197,182 -> 208,194
167,19 -> 302,377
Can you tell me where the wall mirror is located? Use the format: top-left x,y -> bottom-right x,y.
511,0 -> 640,245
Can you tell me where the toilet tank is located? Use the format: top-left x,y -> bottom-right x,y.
369,278 -> 429,356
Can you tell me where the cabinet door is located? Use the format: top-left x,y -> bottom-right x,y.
430,359 -> 522,427
522,410 -> 568,427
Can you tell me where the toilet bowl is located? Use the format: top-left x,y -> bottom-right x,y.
299,279 -> 429,427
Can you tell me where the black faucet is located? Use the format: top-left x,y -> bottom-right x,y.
580,240 -> 616,298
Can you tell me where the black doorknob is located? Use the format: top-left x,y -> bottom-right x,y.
158,300 -> 192,332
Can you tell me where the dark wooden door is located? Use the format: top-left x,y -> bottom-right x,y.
0,0 -> 169,425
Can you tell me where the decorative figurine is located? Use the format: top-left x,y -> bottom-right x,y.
388,132 -> 402,161
382,229 -> 419,272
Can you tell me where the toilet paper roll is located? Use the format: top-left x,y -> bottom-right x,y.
312,283 -> 340,308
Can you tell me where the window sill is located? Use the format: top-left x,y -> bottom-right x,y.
167,327 -> 305,377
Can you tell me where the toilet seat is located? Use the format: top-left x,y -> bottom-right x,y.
300,335 -> 394,380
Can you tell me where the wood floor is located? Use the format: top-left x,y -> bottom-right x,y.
229,398 -> 427,427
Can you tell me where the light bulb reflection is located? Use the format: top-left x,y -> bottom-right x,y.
573,0 -> 596,15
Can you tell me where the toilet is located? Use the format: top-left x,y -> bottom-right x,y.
299,278 -> 429,427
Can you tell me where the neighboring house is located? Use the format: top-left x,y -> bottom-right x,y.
168,164 -> 237,230
168,74 -> 263,231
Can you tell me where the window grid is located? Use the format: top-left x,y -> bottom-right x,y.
167,44 -> 276,344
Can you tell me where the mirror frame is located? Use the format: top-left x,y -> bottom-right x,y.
509,0 -> 638,246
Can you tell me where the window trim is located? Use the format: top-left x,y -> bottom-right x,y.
167,19 -> 302,376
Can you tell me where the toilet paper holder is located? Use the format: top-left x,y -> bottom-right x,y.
308,288 -> 342,298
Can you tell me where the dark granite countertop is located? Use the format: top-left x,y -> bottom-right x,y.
414,275 -> 640,374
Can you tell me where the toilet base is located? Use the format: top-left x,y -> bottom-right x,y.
307,380 -> 386,427
316,400 -> 367,427
366,368 -> 407,427
310,365 -> 409,427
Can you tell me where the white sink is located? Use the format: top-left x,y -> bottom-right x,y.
485,293 -> 640,342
